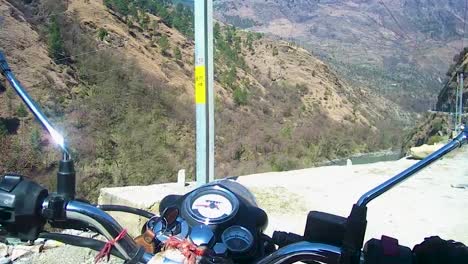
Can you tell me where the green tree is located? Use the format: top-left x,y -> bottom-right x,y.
151,20 -> 159,32
129,3 -> 138,18
158,35 -> 170,55
103,0 -> 112,8
225,26 -> 235,44
48,16 -> 65,61
172,4 -> 184,29
214,22 -> 221,41
246,33 -> 254,51
97,28 -> 108,41
173,47 -> 182,61
139,13 -> 150,30
221,66 -> 237,89
6,88 -> 14,113
113,0 -> 130,16
234,36 -> 242,53
233,87 -> 248,106
16,104 -> 28,118
158,5 -> 171,25
30,128 -> 42,153
126,17 -> 133,27
0,121 -> 7,138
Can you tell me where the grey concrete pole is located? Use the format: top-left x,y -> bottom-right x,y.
194,0 -> 215,185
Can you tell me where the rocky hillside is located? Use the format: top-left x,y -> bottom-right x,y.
0,0 -> 408,201
403,48 -> 468,151
437,48 -> 468,113
214,0 -> 468,112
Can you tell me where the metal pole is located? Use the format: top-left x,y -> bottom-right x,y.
459,72 -> 464,127
207,0 -> 215,183
357,129 -> 468,207
194,0 -> 214,186
455,73 -> 460,134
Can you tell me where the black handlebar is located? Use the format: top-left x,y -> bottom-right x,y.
39,232 -> 125,260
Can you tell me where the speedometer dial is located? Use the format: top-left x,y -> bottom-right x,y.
221,226 -> 254,252
192,194 -> 233,219
184,186 -> 239,224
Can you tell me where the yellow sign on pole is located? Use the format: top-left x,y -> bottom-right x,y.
195,65 -> 206,104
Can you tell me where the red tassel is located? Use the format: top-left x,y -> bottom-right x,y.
95,229 -> 128,263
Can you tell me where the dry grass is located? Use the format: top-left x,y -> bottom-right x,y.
249,186 -> 307,214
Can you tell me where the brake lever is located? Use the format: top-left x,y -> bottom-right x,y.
134,229 -> 157,254
135,207 -> 183,254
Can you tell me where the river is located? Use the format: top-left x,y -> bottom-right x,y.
323,149 -> 403,166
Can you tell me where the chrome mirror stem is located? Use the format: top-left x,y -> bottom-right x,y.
357,129 -> 468,207
0,51 -> 71,158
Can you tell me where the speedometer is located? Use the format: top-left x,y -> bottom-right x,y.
184,186 -> 239,224
192,193 -> 233,219
221,226 -> 254,253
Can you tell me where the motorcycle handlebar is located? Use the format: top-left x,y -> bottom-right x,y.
41,199 -> 154,263
40,197 -> 343,264
66,201 -> 342,263
64,200 -> 142,260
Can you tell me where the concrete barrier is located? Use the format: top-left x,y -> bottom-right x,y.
98,183 -> 195,236
96,149 -> 468,247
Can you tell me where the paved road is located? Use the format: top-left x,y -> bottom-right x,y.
238,146 -> 468,247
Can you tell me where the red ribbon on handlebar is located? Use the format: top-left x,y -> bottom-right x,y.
94,229 -> 128,263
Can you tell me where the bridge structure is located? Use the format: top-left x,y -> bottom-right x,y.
436,67 -> 466,134
453,72 -> 465,133
428,110 -> 468,117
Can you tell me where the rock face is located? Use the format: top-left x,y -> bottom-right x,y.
436,49 -> 468,114
409,143 -> 445,160
401,112 -> 451,153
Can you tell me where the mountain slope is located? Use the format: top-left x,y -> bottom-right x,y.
1,0 -> 408,200
214,0 -> 468,111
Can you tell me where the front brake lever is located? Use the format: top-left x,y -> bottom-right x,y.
134,229 -> 158,254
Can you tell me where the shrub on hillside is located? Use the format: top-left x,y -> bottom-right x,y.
48,16 -> 65,62
233,87 -> 248,106
16,104 -> 28,118
158,36 -> 170,55
97,28 -> 108,41
427,135 -> 445,145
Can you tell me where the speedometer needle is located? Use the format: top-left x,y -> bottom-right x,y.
195,204 -> 210,208
195,203 -> 220,209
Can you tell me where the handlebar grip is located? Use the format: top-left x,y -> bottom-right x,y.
0,174 -> 48,241
272,231 -> 304,248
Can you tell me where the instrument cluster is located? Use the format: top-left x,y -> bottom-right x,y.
156,180 -> 269,260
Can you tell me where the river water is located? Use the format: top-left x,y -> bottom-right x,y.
324,150 -> 403,166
